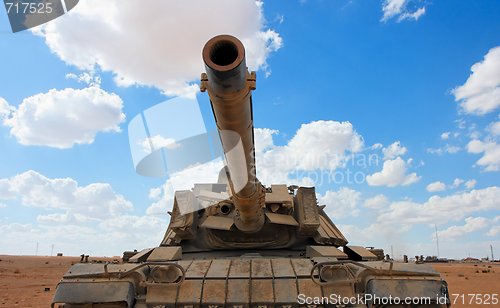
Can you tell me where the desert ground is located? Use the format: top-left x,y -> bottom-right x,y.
0,255 -> 498,307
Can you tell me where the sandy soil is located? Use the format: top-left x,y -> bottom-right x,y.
0,255 -> 117,308
432,263 -> 500,307
0,255 -> 498,307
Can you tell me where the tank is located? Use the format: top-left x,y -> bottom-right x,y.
52,35 -> 450,307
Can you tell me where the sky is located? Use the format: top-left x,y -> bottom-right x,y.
0,0 -> 499,259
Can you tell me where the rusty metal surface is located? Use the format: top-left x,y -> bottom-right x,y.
201,34 -> 264,233
205,259 -> 231,278
146,246 -> 182,262
52,281 -> 134,307
54,257 -> 450,307
251,259 -> 273,278
229,259 -> 251,278
265,212 -> 299,226
344,245 -> 379,261
306,245 -> 348,259
200,215 -> 234,230
185,260 -> 211,278
251,279 -> 274,304
274,278 -> 298,304
271,258 -> 295,278
128,248 -> 154,263
201,279 -> 226,305
227,279 -> 250,306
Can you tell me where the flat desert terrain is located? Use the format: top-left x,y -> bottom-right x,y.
0,255 -> 498,307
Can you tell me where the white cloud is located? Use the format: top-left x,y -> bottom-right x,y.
486,216 -> 500,236
0,170 -> 132,219
382,141 -> 407,160
65,72 -> 101,86
148,187 -> 162,201
0,97 -> 14,119
139,135 -> 180,153
467,139 -> 500,172
438,217 -> 489,241
465,179 -> 477,189
441,132 -> 450,140
3,87 -> 125,149
426,144 -> 461,155
488,119 -> 500,136
381,0 -> 426,22
33,0 -> 282,96
398,6 -> 425,21
426,181 -> 446,192
0,203 -> 6,209
319,187 -> 361,219
378,187 -> 500,225
0,170 -> 171,256
453,46 -> 500,115
452,178 -> 464,188
254,128 -> 278,154
364,194 -> 389,209
256,121 -> 364,185
366,157 -> 420,187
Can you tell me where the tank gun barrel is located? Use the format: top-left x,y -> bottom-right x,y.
200,35 -> 264,233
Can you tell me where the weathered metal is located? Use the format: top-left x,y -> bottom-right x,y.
52,35 -> 451,308
200,34 -> 264,233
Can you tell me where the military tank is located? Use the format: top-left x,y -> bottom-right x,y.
52,35 -> 450,307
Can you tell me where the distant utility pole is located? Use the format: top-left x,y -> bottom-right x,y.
435,224 -> 440,258
491,245 -> 495,261
391,245 -> 394,259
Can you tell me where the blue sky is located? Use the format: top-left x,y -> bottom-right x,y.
0,0 -> 499,259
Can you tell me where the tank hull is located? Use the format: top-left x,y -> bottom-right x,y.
52,252 -> 449,307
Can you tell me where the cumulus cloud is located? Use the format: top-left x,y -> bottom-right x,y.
377,187 -> 500,225
438,217 -> 489,241
465,179 -> 477,189
319,187 -> 361,219
426,181 -> 446,192
381,0 -> 426,22
0,170 -> 132,219
256,121 -> 364,185
2,87 -> 125,149
488,119 -> 500,136
33,0 -> 282,96
0,170 -> 171,255
467,139 -> 500,172
364,194 -> 389,209
366,157 -> 420,187
453,46 -> 500,115
382,141 -> 407,160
